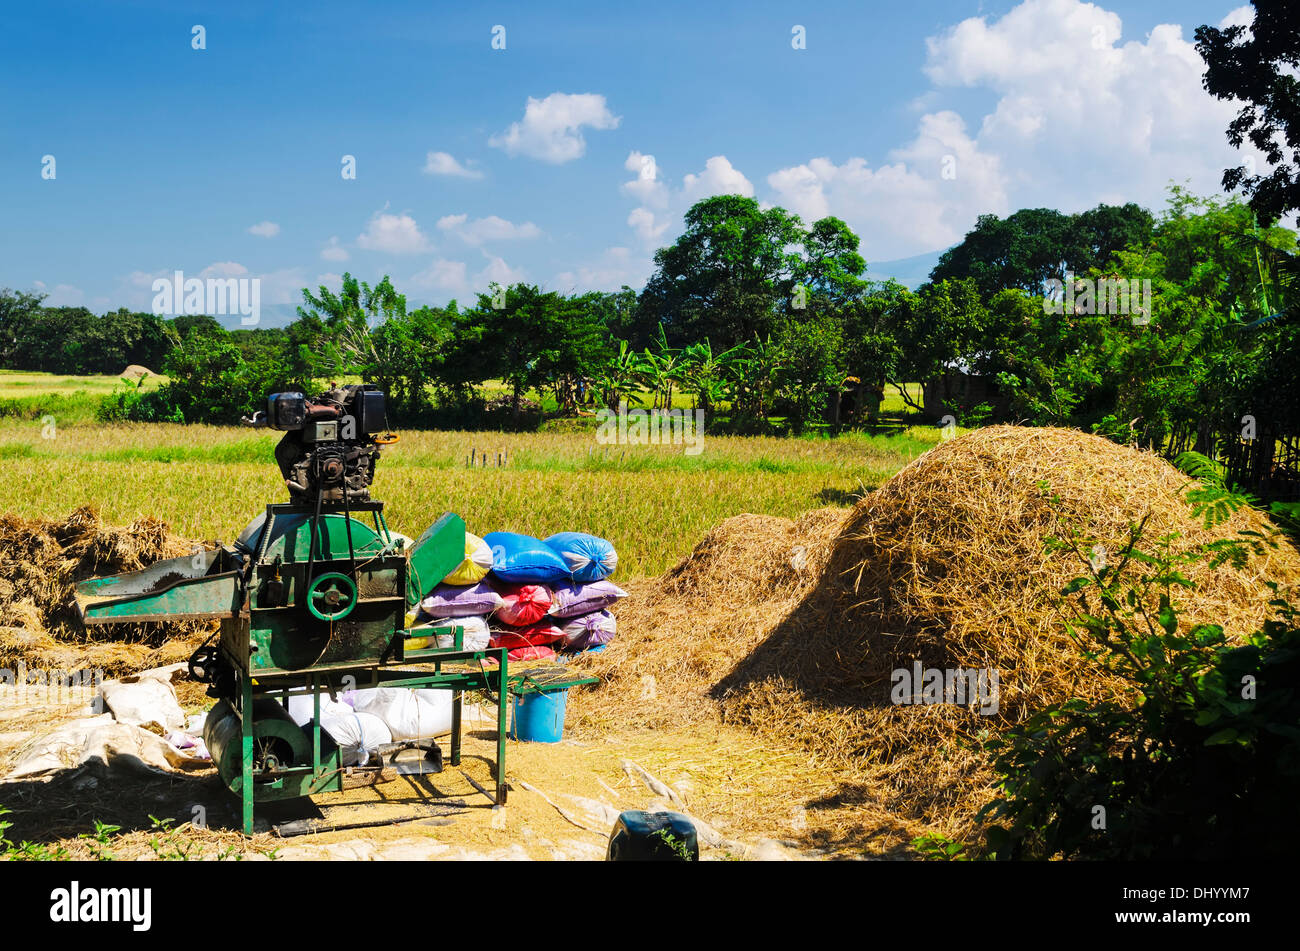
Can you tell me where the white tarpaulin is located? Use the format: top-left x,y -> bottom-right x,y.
8,713 -> 209,779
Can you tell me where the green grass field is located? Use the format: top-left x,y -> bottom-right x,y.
0,421 -> 939,578
0,370 -> 163,424
0,375 -> 943,576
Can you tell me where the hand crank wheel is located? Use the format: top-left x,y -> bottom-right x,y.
305,572 -> 357,622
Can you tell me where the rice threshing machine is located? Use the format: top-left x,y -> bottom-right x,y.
74,384 -> 588,834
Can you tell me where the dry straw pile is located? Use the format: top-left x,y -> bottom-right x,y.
576,426 -> 1300,833
0,506 -> 208,674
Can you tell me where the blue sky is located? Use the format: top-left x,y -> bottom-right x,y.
0,0 -> 1259,324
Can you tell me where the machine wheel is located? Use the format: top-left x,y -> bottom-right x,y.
305,572 -> 357,622
204,699 -> 316,802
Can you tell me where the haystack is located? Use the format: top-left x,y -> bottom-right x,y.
0,507 -> 209,674
575,426 -> 1300,833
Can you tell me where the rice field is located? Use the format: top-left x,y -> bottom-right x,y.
0,419 -> 940,577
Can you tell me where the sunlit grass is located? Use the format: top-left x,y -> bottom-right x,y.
0,420 -> 939,577
0,370 -> 163,396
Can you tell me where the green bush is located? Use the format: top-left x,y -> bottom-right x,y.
977,474 -> 1300,860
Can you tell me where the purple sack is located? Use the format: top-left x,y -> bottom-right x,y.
550,579 -> 627,619
560,609 -> 618,651
421,580 -> 505,618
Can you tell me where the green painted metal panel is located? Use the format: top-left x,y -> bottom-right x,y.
260,513 -> 387,563
407,512 -> 467,605
76,551 -> 240,624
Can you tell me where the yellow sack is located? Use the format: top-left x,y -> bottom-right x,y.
441,531 -> 493,585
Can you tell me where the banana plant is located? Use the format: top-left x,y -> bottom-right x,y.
681,339 -> 746,414
593,339 -> 650,410
640,325 -> 682,410
722,335 -> 784,423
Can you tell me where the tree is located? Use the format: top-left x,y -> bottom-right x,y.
773,313 -> 844,434
930,209 -> 1073,298
291,273 -> 458,418
640,195 -> 807,348
0,288 -> 47,366
593,339 -> 650,411
1197,1 -> 1300,225
839,280 -> 913,425
799,216 -> 868,305
931,205 -> 1154,299
1098,188 -> 1298,455
294,273 -> 408,385
893,278 -> 989,407
1070,203 -> 1156,273
81,309 -> 172,374
443,284 -> 613,422
587,286 -> 649,347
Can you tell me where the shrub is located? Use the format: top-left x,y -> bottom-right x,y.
977,471 -> 1300,860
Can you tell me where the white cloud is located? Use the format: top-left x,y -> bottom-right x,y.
477,255 -> 525,287
357,209 -> 430,254
114,263 -> 306,314
198,261 -> 249,278
767,112 -> 1006,260
435,214 -> 542,245
490,92 -> 620,163
410,253 -> 524,300
682,156 -> 754,203
919,0 -> 1262,216
315,272 -> 344,288
422,151 -> 484,179
554,246 -> 653,293
761,0 -> 1271,261
1218,5 -> 1253,30
32,280 -> 84,307
126,270 -> 163,289
254,267 -> 310,306
621,151 -> 669,209
620,153 -> 756,249
247,221 -> 280,238
627,207 -> 669,244
411,258 -> 471,297
321,236 -> 349,262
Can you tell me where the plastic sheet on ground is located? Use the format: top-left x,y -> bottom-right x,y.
7,713 -> 210,779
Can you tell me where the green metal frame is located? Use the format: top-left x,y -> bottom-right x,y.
224,630 -> 510,835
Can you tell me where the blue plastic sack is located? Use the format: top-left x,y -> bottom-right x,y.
483,531 -> 572,584
545,532 -> 618,583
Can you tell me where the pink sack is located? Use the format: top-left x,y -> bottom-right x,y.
494,582 -> 554,626
507,645 -> 556,662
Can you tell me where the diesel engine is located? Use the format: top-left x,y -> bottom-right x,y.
244,384 -> 391,504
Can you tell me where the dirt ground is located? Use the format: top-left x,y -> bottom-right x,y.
0,683 -> 892,861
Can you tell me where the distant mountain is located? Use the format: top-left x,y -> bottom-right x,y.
868,248 -> 947,289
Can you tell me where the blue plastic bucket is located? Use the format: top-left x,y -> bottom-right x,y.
510,690 -> 568,742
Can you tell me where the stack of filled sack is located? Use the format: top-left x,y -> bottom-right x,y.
285,686 -> 455,766
412,529 -> 626,663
